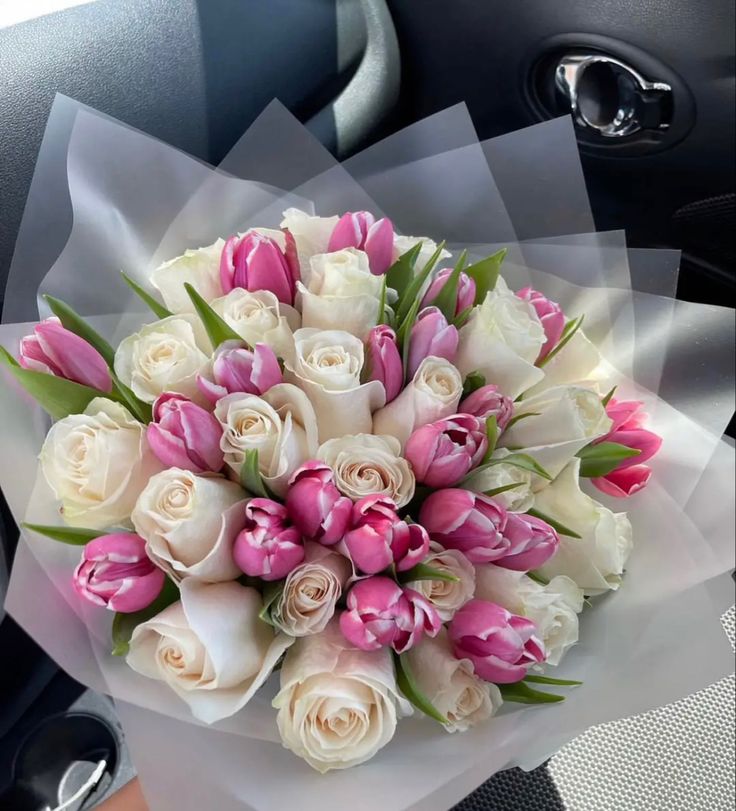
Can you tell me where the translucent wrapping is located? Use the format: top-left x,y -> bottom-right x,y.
0,98 -> 733,811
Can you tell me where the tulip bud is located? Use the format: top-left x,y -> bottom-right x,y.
496,513 -> 559,571
407,307 -> 459,379
365,325 -> 403,403
197,341 -> 282,404
339,576 -> 441,653
419,489 -> 511,564
459,384 -> 514,430
449,598 -> 545,683
220,231 -> 299,304
516,287 -> 565,361
233,499 -> 304,581
328,211 -> 394,275
19,317 -> 112,392
405,413 -> 487,488
286,461 -> 353,545
421,268 -> 476,316
341,495 -> 430,574
73,533 -> 165,613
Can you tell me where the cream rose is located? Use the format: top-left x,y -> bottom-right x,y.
213,383 -> 318,496
526,330 -> 605,396
150,239 -> 225,314
113,314 -> 212,404
40,398 -> 161,529
475,564 -> 584,666
127,578 -> 293,723
534,459 -> 633,595
372,356 -> 462,447
316,433 -> 415,507
404,629 -> 501,733
463,448 -> 535,512
406,542 -> 475,621
298,248 -> 383,340
210,288 -> 300,359
271,543 -> 351,637
393,234 -> 451,270
280,208 -> 339,284
285,328 -> 385,442
131,468 -> 245,582
273,620 -> 411,772
456,277 -> 545,399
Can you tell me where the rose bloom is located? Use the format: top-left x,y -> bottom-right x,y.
150,239 -> 225,314
405,542 -> 476,621
40,398 -> 162,529
463,448 -> 536,513
272,620 -> 412,773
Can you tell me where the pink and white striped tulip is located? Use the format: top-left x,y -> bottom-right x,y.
220,231 -> 299,304
405,413 -> 487,488
73,533 -> 165,613
496,512 -> 560,571
327,211 -> 394,276
197,341 -> 282,404
20,317 -> 112,392
459,384 -> 514,430
285,461 -> 353,545
365,325 -> 403,403
233,499 -> 304,581
339,577 -> 441,653
449,598 -> 545,683
516,287 -> 565,361
407,307 -> 459,379
421,268 -> 476,316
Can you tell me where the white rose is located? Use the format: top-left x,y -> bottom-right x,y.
393,234 -> 451,271
463,447 -> 535,512
316,433 -> 415,507
273,620 -> 411,772
456,278 -> 545,399
210,288 -> 300,359
474,564 -> 584,666
526,330 -> 606,396
213,383 -> 318,496
372,356 -> 462,447
406,542 -> 475,621
285,328 -> 385,442
534,459 -> 633,595
113,315 -> 212,404
150,239 -> 225,314
403,629 -> 501,732
40,398 -> 161,529
131,468 -> 245,582
271,543 -> 352,637
280,208 -> 339,284
298,248 -> 383,340
127,578 -> 293,723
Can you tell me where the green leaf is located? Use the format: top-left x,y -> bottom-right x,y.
526,507 -> 581,539
258,581 -> 285,626
505,411 -> 541,430
110,376 -> 152,424
376,276 -> 389,326
452,305 -> 473,328
394,240 -> 447,326
43,295 -> 116,367
483,415 -> 498,463
483,481 -> 524,498
398,562 -> 460,584
184,282 -> 242,348
121,272 -> 173,320
112,578 -> 180,656
577,441 -> 641,478
525,674 -> 582,686
499,682 -> 565,704
538,314 -> 584,367
394,653 -> 448,723
465,248 -> 506,305
396,294 -> 423,383
385,242 -> 423,300
601,386 -> 617,407
462,452 -> 552,485
461,371 -> 486,399
240,449 -> 271,498
431,250 -> 467,322
527,571 -> 550,586
22,522 -> 106,545
0,346 -> 106,420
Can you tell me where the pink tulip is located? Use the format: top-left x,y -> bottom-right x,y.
286,461 -> 353,545
516,287 -> 566,361
496,513 -> 559,571
339,577 -> 441,653
591,399 -> 662,498
405,414 -> 487,488
421,268 -> 476,316
449,599 -> 545,683
147,393 -> 224,473
220,231 -> 299,304
419,489 -> 512,564
407,307 -> 459,379
365,325 -> 403,403
197,341 -> 282,404
233,499 -> 304,581
19,317 -> 112,392
328,211 -> 394,275
73,533 -> 165,613
342,495 -> 430,574
459,384 -> 514,430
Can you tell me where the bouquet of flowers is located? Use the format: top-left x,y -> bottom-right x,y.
0,97 -> 732,807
